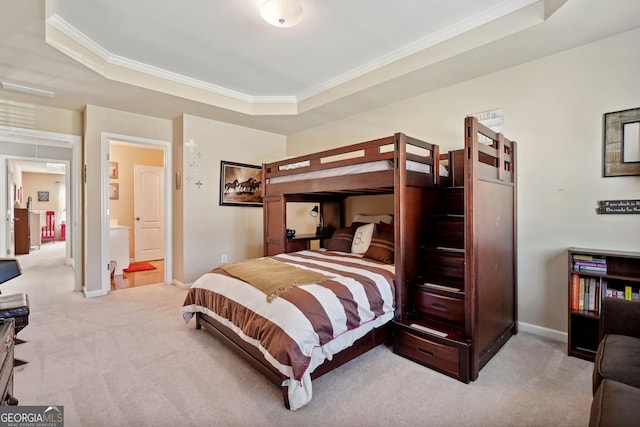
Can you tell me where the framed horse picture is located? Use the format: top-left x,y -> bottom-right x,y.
219,161 -> 263,207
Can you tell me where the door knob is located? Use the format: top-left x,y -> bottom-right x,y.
136,217 -> 141,221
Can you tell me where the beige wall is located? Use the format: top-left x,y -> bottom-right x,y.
21,172 -> 64,209
108,143 -> 164,258
0,100 -> 82,135
172,116 -> 185,284
83,105 -> 173,295
285,28 -> 640,337
177,114 -> 286,283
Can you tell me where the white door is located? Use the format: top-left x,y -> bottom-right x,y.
133,165 -> 164,261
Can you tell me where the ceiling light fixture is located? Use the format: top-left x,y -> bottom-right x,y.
260,0 -> 304,28
1,81 -> 55,98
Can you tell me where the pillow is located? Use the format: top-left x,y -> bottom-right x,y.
376,221 -> 394,234
364,223 -> 394,264
352,214 -> 393,225
351,223 -> 375,254
325,227 -> 355,253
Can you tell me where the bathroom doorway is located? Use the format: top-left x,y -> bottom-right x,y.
102,134 -> 172,293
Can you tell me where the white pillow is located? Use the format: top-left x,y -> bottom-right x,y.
351,223 -> 375,254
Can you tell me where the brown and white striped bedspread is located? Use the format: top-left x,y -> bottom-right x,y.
181,249 -> 395,410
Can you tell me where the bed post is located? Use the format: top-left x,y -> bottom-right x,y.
394,133 -> 407,319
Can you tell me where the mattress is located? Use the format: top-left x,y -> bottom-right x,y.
182,249 -> 395,410
269,159 -> 448,184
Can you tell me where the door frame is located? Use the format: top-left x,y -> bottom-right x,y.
100,133 -> 172,295
0,125 -> 82,291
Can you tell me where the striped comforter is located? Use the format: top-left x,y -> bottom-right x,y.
181,249 -> 395,410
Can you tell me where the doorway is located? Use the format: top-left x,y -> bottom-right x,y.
0,126 -> 81,292
101,133 -> 172,294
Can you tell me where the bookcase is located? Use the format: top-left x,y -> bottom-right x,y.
567,247 -> 640,361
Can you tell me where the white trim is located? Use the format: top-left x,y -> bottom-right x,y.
45,0 -> 540,106
518,321 -> 567,343
83,288 -> 107,298
0,125 -> 82,292
172,280 -> 192,290
46,14 -> 292,105
0,125 -> 76,147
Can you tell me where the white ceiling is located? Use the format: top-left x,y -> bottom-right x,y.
1,0 -> 640,137
12,160 -> 66,175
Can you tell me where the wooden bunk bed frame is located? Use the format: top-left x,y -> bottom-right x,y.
192,118 -> 517,407
195,132 -> 443,409
393,116 -> 517,382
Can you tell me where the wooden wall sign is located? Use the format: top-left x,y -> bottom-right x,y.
596,199 -> 640,214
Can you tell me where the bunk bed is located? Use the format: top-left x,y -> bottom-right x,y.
182,132 -> 444,410
181,118 -> 518,408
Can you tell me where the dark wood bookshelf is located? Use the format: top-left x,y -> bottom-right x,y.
567,247 -> 640,361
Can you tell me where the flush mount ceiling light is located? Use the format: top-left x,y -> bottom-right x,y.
1,81 -> 55,98
260,0 -> 304,28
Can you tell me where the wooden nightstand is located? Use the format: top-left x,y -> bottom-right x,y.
286,234 -> 323,252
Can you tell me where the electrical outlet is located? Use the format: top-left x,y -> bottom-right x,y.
221,254 -> 228,264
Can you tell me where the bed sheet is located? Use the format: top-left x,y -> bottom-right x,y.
181,249 -> 395,410
269,159 -> 447,184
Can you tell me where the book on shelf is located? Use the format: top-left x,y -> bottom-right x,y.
571,255 -> 607,273
571,274 -> 579,310
588,279 -> 596,311
573,262 -> 607,273
572,254 -> 607,263
572,275 -> 604,313
578,277 -> 585,310
605,286 -> 639,302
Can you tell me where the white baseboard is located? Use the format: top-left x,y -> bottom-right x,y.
83,288 -> 108,298
518,321 -> 567,343
172,279 -> 192,289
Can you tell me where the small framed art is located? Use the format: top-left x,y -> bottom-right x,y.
109,183 -> 119,200
109,162 -> 119,179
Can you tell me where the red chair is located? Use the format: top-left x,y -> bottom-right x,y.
41,211 -> 56,243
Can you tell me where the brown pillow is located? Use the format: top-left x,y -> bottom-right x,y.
363,223 -> 394,264
325,227 -> 355,253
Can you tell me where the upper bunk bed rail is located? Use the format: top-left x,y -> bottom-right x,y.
465,117 -> 516,184
262,133 -> 441,196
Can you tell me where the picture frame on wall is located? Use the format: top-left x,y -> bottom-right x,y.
109,161 -> 119,179
109,183 -> 119,200
219,161 -> 262,207
37,191 -> 49,202
603,107 -> 640,177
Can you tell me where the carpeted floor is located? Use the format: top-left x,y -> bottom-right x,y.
5,243 -> 594,427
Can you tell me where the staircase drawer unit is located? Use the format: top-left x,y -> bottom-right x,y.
393,323 -> 470,383
423,250 -> 465,280
411,288 -> 464,324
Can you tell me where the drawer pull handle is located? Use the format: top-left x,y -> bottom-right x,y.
417,347 -> 434,357
431,303 -> 449,312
